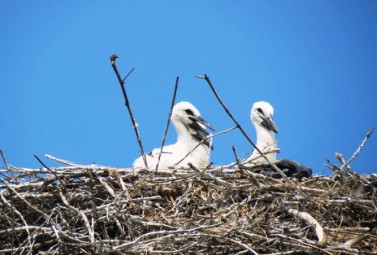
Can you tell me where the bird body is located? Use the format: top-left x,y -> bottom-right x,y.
133,101 -> 214,170
245,101 -> 279,165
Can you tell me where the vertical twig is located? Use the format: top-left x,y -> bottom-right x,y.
0,149 -> 10,171
0,149 -> 15,254
232,146 -> 243,172
196,74 -> 287,179
155,76 -> 180,172
232,146 -> 261,187
110,54 -> 148,168
206,134 -> 213,168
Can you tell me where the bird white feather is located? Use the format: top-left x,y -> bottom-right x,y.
245,101 -> 279,166
133,101 -> 213,170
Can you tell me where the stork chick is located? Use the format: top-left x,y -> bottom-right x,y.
133,101 -> 214,170
245,101 -> 279,166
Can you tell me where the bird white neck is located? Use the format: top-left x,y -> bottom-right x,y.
174,122 -> 193,143
255,124 -> 276,151
245,124 -> 277,165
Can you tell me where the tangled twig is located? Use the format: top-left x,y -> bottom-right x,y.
0,152 -> 375,254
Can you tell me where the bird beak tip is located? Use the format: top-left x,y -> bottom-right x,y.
197,116 -> 215,131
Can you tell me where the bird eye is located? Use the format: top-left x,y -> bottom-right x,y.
185,109 -> 194,116
256,108 -> 264,114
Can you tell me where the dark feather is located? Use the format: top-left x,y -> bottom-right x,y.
247,159 -> 312,179
188,121 -> 211,148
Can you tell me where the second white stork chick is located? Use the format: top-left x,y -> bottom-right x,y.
245,101 -> 279,166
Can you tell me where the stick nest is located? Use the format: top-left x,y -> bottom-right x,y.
1,162 -> 376,255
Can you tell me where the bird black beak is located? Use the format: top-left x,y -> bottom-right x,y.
195,116 -> 215,132
261,116 -> 278,133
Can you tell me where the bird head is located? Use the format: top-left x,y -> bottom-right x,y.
251,101 -> 278,133
172,101 -> 215,146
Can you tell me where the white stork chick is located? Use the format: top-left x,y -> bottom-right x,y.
133,101 -> 214,170
245,101 -> 279,166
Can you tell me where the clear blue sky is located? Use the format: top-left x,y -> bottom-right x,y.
1,1 -> 376,175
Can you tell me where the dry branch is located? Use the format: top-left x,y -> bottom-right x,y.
110,54 -> 148,168
287,208 -> 327,246
340,128 -> 373,171
0,153 -> 376,254
155,76 -> 180,172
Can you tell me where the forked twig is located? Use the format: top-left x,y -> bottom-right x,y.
110,54 -> 148,168
340,127 -> 373,171
155,77 -> 180,172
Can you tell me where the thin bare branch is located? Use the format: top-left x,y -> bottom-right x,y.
110,54 -> 148,168
45,154 -> 77,166
196,74 -> 307,197
156,76 -> 180,172
340,127 -> 373,171
196,75 -> 286,176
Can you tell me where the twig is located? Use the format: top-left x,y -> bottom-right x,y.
148,240 -> 202,254
96,175 -> 116,198
0,149 -> 16,254
340,127 -> 373,171
58,188 -> 95,243
233,146 -> 262,188
232,145 -> 245,174
0,189 -> 32,253
206,133 -> 213,167
196,74 -> 307,197
260,252 -> 297,255
34,155 -> 66,189
340,234 -> 370,248
112,223 -> 222,251
1,180 -> 49,218
287,208 -> 327,246
45,154 -> 76,166
188,163 -> 232,188
156,76 -> 179,172
0,226 -> 52,236
241,148 -> 281,166
180,233 -> 259,255
0,149 -> 10,171
110,54 -> 148,168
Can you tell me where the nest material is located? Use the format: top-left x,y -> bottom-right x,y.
0,162 -> 376,255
